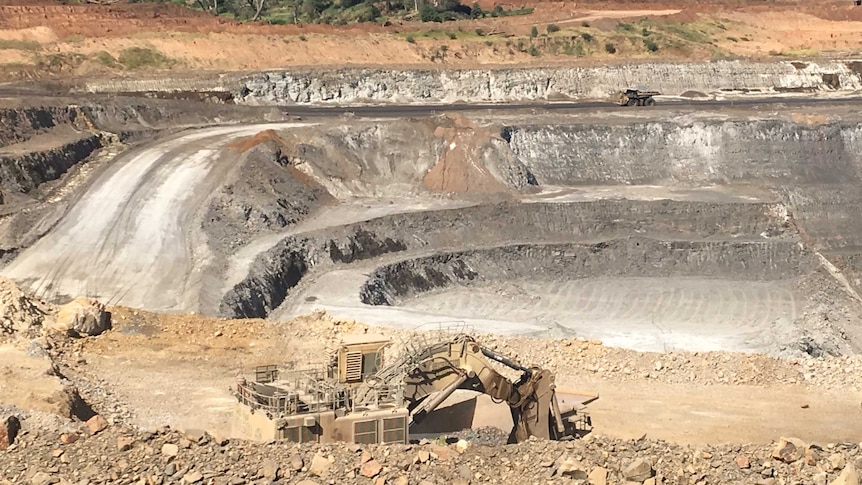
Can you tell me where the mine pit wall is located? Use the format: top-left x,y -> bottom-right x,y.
505,121 -> 862,250
236,60 -> 862,105
218,199 -> 790,318
76,61 -> 862,105
505,121 -> 862,186
0,106 -> 85,146
359,239 -> 817,306
211,117 -> 862,319
505,120 -> 862,297
0,135 -> 102,196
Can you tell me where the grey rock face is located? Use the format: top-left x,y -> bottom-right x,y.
237,61 -> 862,105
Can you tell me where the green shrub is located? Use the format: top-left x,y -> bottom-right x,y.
643,38 -> 659,52
580,32 -> 593,42
419,4 -> 442,22
475,28 -> 485,36
546,24 -> 560,33
604,42 -> 616,54
529,45 -> 540,56
471,3 -> 484,18
117,47 -> 174,70
580,20 -> 589,27
447,31 -> 457,39
93,51 -> 119,67
406,35 -> 416,43
530,26 -> 538,38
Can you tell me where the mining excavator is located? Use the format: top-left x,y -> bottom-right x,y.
232,332 -> 597,444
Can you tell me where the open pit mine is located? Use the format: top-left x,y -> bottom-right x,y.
8,62 -> 862,357
3,59 -> 862,485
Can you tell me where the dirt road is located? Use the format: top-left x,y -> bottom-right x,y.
585,380 -> 862,445
1,122 -> 305,311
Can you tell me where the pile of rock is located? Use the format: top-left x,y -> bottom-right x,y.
468,333 -> 862,392
0,277 -> 47,335
0,277 -> 111,339
2,423 -> 860,485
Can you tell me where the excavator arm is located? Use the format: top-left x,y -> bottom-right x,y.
398,335 -> 590,443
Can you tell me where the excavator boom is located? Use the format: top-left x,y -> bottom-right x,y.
394,334 -> 593,443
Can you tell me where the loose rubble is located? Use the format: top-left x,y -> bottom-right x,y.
0,276 -> 47,335
1,426 -> 861,485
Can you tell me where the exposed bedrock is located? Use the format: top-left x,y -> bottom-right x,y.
0,106 -> 84,146
276,116 -> 536,198
504,121 -> 862,185
202,137 -> 334,254
358,238 -> 816,305
219,238 -> 311,320
505,121 -> 862,255
0,134 -> 102,197
218,199 -> 790,318
237,60 -> 862,105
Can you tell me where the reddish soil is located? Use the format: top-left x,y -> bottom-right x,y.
423,114 -> 507,194
0,0 -> 861,80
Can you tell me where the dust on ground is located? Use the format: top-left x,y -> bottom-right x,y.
39,306 -> 862,446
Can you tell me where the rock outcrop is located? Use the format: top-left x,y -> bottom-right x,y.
237,61 -> 862,105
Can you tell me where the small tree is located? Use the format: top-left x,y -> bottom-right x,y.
604,42 -> 616,54
471,2 -> 484,18
530,25 -> 539,38
643,38 -> 659,52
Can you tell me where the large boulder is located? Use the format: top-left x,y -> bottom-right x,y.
48,298 -> 111,337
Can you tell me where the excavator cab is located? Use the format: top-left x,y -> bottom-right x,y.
327,334 -> 391,384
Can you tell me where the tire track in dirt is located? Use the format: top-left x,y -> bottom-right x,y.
1,122 -> 307,311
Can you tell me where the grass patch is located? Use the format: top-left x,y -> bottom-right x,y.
660,22 -> 712,44
93,51 -> 121,68
775,48 -> 819,57
0,39 -> 42,51
117,47 -> 175,70
499,7 -> 535,17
